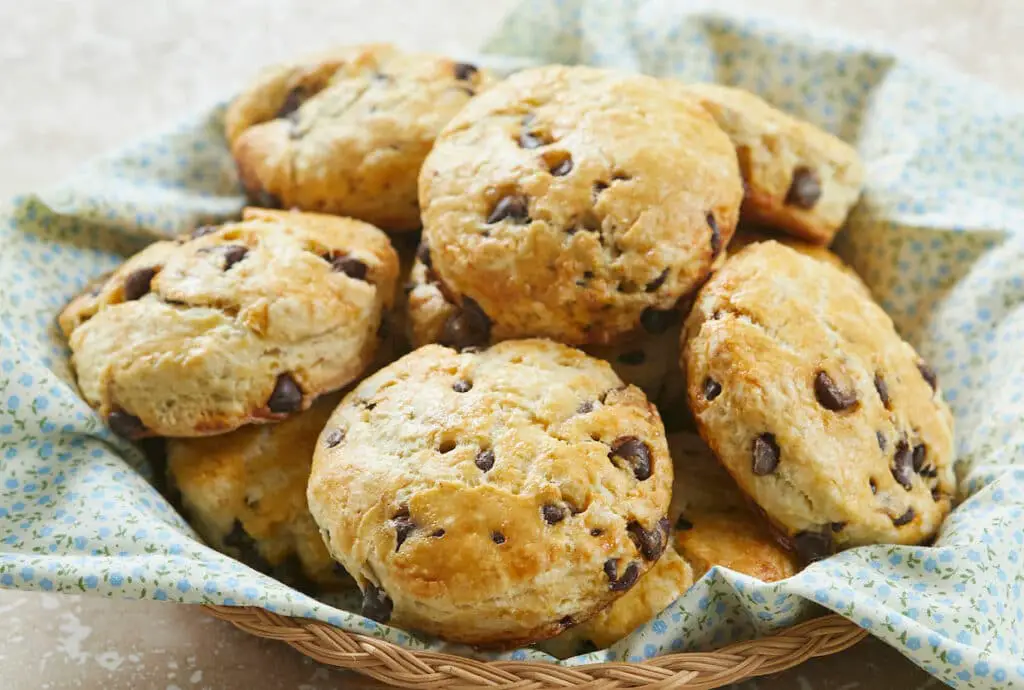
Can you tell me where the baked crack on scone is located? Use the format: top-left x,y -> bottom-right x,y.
307,339 -> 673,646
59,208 -> 398,438
226,44 -> 493,230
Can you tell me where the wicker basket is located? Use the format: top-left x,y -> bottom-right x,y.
203,605 -> 867,688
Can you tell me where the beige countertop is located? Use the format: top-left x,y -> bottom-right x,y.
1,1 -> 1020,687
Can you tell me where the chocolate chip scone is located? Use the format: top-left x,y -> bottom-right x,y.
682,83 -> 865,245
167,397 -> 351,591
419,65 -> 743,346
684,242 -> 955,562
59,208 -> 398,438
226,44 -> 493,231
307,340 -> 673,646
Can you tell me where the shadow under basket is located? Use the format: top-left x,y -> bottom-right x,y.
202,605 -> 867,688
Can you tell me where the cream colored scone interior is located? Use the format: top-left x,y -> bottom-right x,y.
419,64 -> 743,347
307,339 -> 673,647
166,396 -> 352,591
684,242 -> 955,562
226,43 -> 493,231
681,82 -> 865,245
59,207 -> 398,438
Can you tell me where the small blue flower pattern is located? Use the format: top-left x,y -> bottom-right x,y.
0,2 -> 1022,687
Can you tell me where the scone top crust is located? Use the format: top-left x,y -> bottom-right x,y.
684,242 -> 954,559
226,44 -> 493,230
307,340 -> 673,646
683,83 -> 865,245
60,208 -> 398,438
419,65 -> 743,346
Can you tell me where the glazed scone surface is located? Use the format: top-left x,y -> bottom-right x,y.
227,44 -> 493,230
419,65 -> 743,346
684,242 -> 955,561
307,339 -> 673,646
60,208 -> 398,438
682,83 -> 864,245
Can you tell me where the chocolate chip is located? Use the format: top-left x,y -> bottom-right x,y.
892,440 -> 914,490
675,515 -> 693,531
639,307 -> 678,334
590,528 -> 603,537
645,269 -> 669,293
785,167 -> 822,209
491,531 -> 506,545
323,429 -> 345,448
932,489 -> 944,502
617,350 -> 646,366
793,530 -> 833,563
452,380 -> 472,393
123,267 -> 158,301
440,296 -> 491,350
331,255 -> 369,281
592,181 -> 609,198
392,511 -> 416,551
431,529 -> 445,538
220,245 -> 248,270
438,439 -> 456,454
830,521 -> 847,533
814,371 -> 858,411
892,507 -> 915,527
416,242 -> 432,269
703,378 -> 722,401
558,615 -> 574,628
276,87 -> 308,119
519,131 -> 546,149
870,478 -> 878,494
752,433 -> 780,475
912,444 -> 927,472
918,361 -> 938,391
191,225 -> 219,239
609,562 -> 640,592
627,518 -> 669,561
707,213 -> 721,256
920,466 -> 938,479
542,504 -> 567,525
550,157 -> 573,176
361,582 -> 393,623
577,401 -> 595,414
876,431 -> 887,451
603,558 -> 619,581
608,437 -> 653,481
486,194 -> 530,224
107,410 -> 146,438
475,448 -> 495,471
267,373 -> 303,413
453,62 -> 478,80
874,373 -> 890,409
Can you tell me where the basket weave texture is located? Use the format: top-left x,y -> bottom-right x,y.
203,605 -> 867,688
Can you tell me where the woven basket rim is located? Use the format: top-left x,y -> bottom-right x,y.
202,605 -> 867,688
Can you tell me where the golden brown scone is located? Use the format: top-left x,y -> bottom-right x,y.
681,83 -> 864,245
226,44 -> 493,231
167,397 -> 351,591
668,433 -> 798,582
419,65 -> 743,347
684,242 -> 955,562
60,208 -> 398,438
307,340 -> 673,647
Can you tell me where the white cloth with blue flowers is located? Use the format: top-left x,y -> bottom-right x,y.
1,1 -> 1022,687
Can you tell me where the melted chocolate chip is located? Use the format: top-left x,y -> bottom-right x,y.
814,371 -> 858,411
590,528 -> 604,537
707,213 -> 721,256
276,87 -> 308,119
432,529 -> 445,538
830,521 -> 847,533
220,245 -> 249,270
918,362 -> 938,391
752,433 -> 780,475
675,515 -> 693,531
876,431 -> 887,451
123,267 -> 158,301
440,296 -> 491,350
453,62 -> 478,80
330,255 -> 369,281
550,157 -> 573,176
874,373 -> 891,409
703,378 -> 722,401
609,562 -> 640,592
785,167 -> 822,209
912,444 -> 927,472
793,530 -> 833,563
645,269 -> 669,293
892,440 -> 914,490
639,307 -> 678,334
627,518 -> 669,561
486,194 -> 530,224
361,583 -> 393,623
491,531 -> 506,545
558,615 -> 574,628
603,558 -> 619,581
892,508 -> 916,526
475,448 -> 495,472
267,374 -> 303,413
107,410 -> 146,438
932,489 -> 944,502
416,242 -> 432,269
392,511 -> 416,551
542,504 -> 567,525
617,350 -> 646,366
577,401 -> 595,415
452,380 -> 472,393
191,225 -> 219,239
609,437 -> 653,481
323,429 -> 345,448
